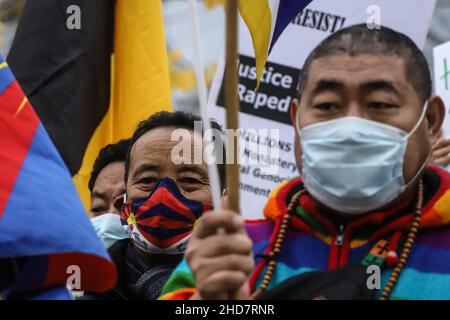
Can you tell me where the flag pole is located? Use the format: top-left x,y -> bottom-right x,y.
224,0 -> 240,213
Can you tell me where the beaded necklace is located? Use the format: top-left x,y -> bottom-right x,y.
252,180 -> 424,300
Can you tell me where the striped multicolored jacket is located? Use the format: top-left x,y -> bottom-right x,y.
160,165 -> 450,300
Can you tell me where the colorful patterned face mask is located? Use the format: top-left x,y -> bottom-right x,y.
120,177 -> 212,254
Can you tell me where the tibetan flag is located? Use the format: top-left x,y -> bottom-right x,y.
0,56 -> 116,298
7,0 -> 172,210
238,0 -> 313,87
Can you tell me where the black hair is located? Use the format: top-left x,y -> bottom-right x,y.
298,24 -> 432,104
124,111 -> 226,191
88,139 -> 131,192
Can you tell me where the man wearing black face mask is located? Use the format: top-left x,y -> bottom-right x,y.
81,111 -> 225,300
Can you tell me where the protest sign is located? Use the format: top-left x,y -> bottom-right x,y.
434,41 -> 450,137
208,0 -> 437,218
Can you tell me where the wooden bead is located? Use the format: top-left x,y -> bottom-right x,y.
252,190 -> 309,299
380,180 -> 423,300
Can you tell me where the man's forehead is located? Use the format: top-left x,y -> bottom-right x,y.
306,54 -> 407,86
97,162 -> 125,181
131,127 -> 203,155
93,163 -> 125,195
129,127 -> 206,169
132,127 -> 180,154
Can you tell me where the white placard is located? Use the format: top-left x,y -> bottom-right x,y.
434,41 -> 450,137
209,0 -> 437,218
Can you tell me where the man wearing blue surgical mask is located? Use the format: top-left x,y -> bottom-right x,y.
88,140 -> 130,249
162,24 -> 450,300
89,140 -> 130,217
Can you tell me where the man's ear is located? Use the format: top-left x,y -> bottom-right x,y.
290,98 -> 299,129
426,95 -> 446,143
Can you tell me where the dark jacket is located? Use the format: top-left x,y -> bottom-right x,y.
81,238 -> 182,300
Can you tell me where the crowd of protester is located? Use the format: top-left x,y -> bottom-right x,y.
69,24 -> 450,300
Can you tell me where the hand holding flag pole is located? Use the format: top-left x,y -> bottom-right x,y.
183,0 -> 316,301
189,0 -> 243,300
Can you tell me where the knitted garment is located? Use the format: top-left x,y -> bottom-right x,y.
160,165 -> 450,300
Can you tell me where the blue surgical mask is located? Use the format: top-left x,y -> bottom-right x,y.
91,213 -> 128,248
297,102 -> 429,214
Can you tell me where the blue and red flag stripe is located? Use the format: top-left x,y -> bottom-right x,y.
0,55 -> 116,296
0,61 -> 36,216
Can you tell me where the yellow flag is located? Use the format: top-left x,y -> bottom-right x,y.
238,0 -> 272,89
73,0 -> 172,210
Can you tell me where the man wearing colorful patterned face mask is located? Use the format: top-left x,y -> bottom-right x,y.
82,111 -> 225,300
121,177 -> 212,255
161,25 -> 450,301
